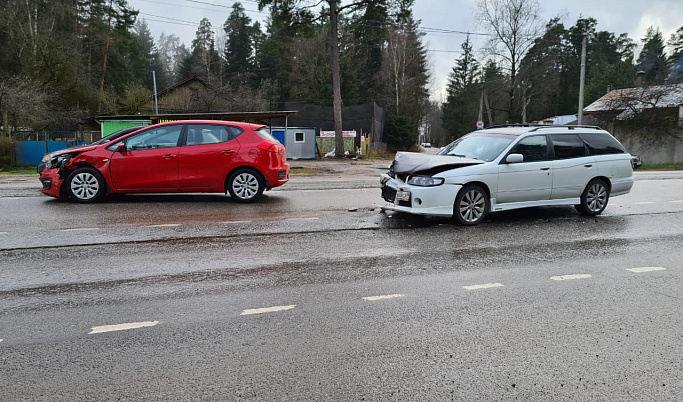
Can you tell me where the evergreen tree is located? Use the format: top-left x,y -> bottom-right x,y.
223,2 -> 255,89
381,0 -> 430,150
351,0 -> 389,103
442,35 -> 480,139
668,26 -> 683,83
637,27 -> 667,84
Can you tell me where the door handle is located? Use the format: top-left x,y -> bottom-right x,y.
222,150 -> 236,155
162,154 -> 177,159
584,164 -> 593,168
540,167 -> 550,171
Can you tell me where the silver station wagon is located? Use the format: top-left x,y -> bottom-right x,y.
380,125 -> 634,225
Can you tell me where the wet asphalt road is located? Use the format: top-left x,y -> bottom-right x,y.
1,169 -> 683,401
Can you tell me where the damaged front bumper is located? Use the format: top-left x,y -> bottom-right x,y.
380,173 -> 461,217
40,168 -> 64,198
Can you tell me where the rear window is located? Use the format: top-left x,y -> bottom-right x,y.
256,127 -> 282,144
579,133 -> 626,155
551,134 -> 587,160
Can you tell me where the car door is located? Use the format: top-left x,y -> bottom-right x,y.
549,134 -> 596,199
496,135 -> 553,203
177,123 -> 242,189
109,124 -> 183,191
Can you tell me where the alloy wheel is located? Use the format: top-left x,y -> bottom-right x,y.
70,172 -> 100,200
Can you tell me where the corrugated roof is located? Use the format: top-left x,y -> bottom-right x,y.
584,83 -> 683,112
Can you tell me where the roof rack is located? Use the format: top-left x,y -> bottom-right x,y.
483,124 -> 603,131
528,124 -> 603,132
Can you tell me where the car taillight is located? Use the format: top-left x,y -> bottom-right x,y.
630,159 -> 634,169
258,142 -> 281,153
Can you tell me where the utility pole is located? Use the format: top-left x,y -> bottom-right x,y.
152,71 -> 159,115
577,34 -> 587,125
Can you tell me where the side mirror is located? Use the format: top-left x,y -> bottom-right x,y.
505,153 -> 524,164
116,143 -> 126,152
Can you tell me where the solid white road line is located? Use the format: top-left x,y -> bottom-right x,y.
550,274 -> 592,281
463,283 -> 505,290
89,321 -> 159,334
241,305 -> 296,315
58,227 -> 99,232
362,294 -> 404,301
627,267 -> 667,273
142,224 -> 180,228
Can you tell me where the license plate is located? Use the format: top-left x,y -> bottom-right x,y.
396,190 -> 410,202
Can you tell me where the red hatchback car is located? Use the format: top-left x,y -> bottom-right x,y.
40,120 -> 290,203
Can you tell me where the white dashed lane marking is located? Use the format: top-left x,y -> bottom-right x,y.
634,202 -> 656,205
0,232 -> 7,235
362,294 -> 404,301
463,283 -> 505,290
627,267 -> 667,273
670,200 -> 683,203
219,220 -> 252,224
550,274 -> 592,281
58,227 -> 99,232
89,321 -> 159,334
142,224 -> 180,228
241,305 -> 296,315
284,217 -> 320,221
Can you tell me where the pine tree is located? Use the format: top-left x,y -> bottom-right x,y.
637,27 -> 667,84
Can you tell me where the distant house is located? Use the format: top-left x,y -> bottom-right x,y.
584,83 -> 683,164
147,75 -> 228,114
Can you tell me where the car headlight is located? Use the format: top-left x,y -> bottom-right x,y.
41,155 -> 51,163
407,176 -> 444,187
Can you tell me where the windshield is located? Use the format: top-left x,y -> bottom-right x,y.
436,133 -> 516,162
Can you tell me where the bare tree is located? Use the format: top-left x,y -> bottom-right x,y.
0,77 -> 50,139
476,0 -> 543,122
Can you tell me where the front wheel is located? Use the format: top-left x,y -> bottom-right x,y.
227,168 -> 264,203
453,184 -> 489,226
65,167 -> 106,203
575,179 -> 610,215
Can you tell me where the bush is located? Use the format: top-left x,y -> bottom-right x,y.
0,138 -> 15,170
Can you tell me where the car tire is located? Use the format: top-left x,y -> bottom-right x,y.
453,184 -> 489,226
65,167 -> 106,203
227,168 -> 264,203
575,179 -> 610,216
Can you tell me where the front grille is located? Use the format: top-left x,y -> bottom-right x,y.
398,199 -> 412,207
381,186 -> 396,203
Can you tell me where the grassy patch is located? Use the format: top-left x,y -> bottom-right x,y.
289,167 -> 325,175
638,163 -> 683,171
0,166 -> 38,175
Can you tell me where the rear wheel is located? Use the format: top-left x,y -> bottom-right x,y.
575,179 -> 610,215
227,168 -> 264,203
65,167 -> 106,203
453,184 -> 489,226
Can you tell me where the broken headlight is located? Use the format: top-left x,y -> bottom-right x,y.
407,176 -> 444,187
45,154 -> 74,170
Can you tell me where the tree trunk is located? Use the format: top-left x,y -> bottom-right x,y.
330,1 -> 344,158
98,0 -> 113,112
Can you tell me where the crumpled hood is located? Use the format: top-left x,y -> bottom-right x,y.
48,143 -> 100,158
392,151 -> 484,175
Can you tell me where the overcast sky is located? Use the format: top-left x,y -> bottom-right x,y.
128,0 -> 683,99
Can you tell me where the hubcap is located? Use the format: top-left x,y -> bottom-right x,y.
459,190 -> 485,222
71,172 -> 99,200
232,173 -> 259,200
586,183 -> 607,212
